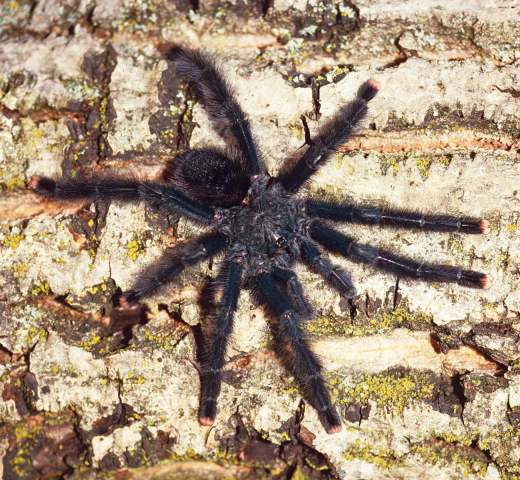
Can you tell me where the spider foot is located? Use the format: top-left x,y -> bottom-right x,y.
358,79 -> 380,102
199,402 -> 217,427
198,399 -> 217,426
118,295 -> 137,310
28,175 -> 56,196
320,406 -> 342,434
107,296 -> 146,333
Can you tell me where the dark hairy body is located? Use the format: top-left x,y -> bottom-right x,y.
30,47 -> 488,433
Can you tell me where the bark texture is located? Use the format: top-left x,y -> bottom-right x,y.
0,1 -> 519,479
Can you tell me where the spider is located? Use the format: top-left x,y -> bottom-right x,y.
29,47 -> 488,434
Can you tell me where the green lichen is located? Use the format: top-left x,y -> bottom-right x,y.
62,78 -> 100,101
78,333 -> 102,352
24,325 -> 48,346
49,362 -> 61,375
11,261 -> 28,278
111,0 -> 160,33
4,174 -> 25,190
1,227 -> 24,249
410,439 -> 488,479
168,447 -> 203,462
10,421 -> 43,478
416,157 -> 433,179
431,430 -> 475,448
125,371 -> 147,385
343,439 -> 401,470
331,369 -> 435,415
478,424 -> 520,478
305,305 -> 432,338
333,152 -> 355,175
87,281 -> 109,295
140,326 -> 185,352
377,152 -> 457,179
496,250 -> 511,270
379,155 -> 403,176
439,154 -> 452,168
288,121 -> 304,141
446,235 -> 466,257
127,237 -> 145,261
30,280 -> 51,296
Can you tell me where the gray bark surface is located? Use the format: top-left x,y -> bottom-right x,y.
0,1 -> 519,479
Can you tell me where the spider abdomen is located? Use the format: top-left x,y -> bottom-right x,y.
164,148 -> 250,207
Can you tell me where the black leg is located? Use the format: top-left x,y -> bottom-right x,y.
306,200 -> 488,234
279,80 -> 378,193
123,232 -> 227,303
198,260 -> 243,425
163,148 -> 250,207
272,266 -> 313,318
29,175 -> 215,224
299,238 -> 356,298
309,222 -> 487,288
166,47 -> 264,175
254,273 -> 342,433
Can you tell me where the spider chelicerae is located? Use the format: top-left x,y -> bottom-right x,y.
29,47 -> 488,434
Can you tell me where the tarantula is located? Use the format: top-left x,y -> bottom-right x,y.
29,47 -> 488,433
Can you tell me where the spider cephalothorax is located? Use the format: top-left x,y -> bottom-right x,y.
216,175 -> 308,277
30,47 -> 488,433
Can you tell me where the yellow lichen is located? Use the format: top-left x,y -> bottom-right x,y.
25,325 -> 48,346
30,281 -> 51,296
411,440 -> 488,479
305,305 -> 432,338
50,363 -> 61,375
12,261 -> 28,278
4,174 -> 25,190
141,327 -> 183,351
379,156 -> 402,176
169,447 -> 203,462
343,439 -> 401,470
333,370 -> 435,415
79,334 -> 102,351
439,155 -> 452,168
447,235 -> 465,255
496,251 -> 510,270
289,122 -> 304,141
416,157 -> 433,179
126,371 -> 146,385
127,238 -> 144,261
2,231 -> 24,249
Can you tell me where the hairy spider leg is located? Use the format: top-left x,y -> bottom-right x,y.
198,260 -> 243,425
306,200 -> 488,234
255,273 -> 342,433
271,266 -> 313,319
163,148 -> 250,207
300,238 -> 357,298
29,176 -> 215,224
309,222 -> 487,288
279,79 -> 379,193
123,232 -> 227,303
166,47 -> 264,175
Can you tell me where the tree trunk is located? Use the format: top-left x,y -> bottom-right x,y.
1,1 -> 519,479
